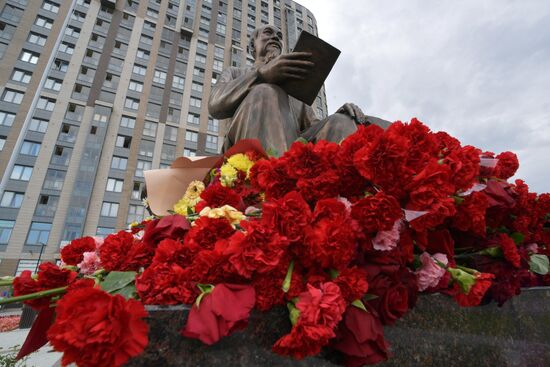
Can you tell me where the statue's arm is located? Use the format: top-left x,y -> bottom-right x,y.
208,67 -> 262,119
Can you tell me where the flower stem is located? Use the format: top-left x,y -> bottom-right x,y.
0,286 -> 67,305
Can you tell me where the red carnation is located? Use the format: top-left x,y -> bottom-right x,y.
498,233 -> 521,268
47,287 -> 148,367
493,151 -> 519,179
60,237 -> 97,265
333,266 -> 369,303
184,216 -> 236,254
446,145 -> 481,191
249,158 -> 296,199
136,263 -> 198,305
273,323 -> 335,359
181,284 -> 255,345
351,192 -> 402,233
331,305 -> 389,366
99,230 -> 136,271
453,272 -> 495,307
452,191 -> 489,236
251,271 -> 287,311
262,191 -> 312,243
198,182 -> 244,211
282,141 -> 326,179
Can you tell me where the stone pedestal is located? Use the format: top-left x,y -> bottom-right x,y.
126,288 -> 550,366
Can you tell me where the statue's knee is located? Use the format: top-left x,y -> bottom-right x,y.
327,113 -> 357,129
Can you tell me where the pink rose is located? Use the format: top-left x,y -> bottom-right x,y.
416,252 -> 448,291
372,220 -> 402,251
78,251 -> 102,275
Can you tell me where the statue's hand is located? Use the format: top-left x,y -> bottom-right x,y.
257,52 -> 314,84
336,103 -> 366,124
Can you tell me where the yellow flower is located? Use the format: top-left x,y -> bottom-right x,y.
173,180 -> 205,215
220,163 -> 238,187
199,205 -> 245,226
227,153 -> 255,175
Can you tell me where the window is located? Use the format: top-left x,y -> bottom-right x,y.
0,220 -> 15,246
2,89 -> 24,104
0,191 -> 24,208
184,148 -> 196,157
139,140 -> 154,157
44,77 -> 62,91
29,118 -> 48,132
132,181 -> 145,200
133,64 -> 147,76
127,204 -> 145,224
10,69 -> 32,84
185,130 -> 198,142
191,82 -> 203,92
96,227 -> 114,236
11,165 -> 33,180
172,75 -> 185,90
136,48 -> 150,60
35,15 -> 53,29
51,145 -> 70,165
0,136 -> 5,151
206,134 -> 218,151
161,144 -> 175,161
135,160 -> 151,177
53,59 -> 69,72
59,42 -> 75,55
197,40 -> 208,51
120,115 -> 135,128
195,54 -> 206,64
71,10 -> 86,22
37,97 -> 56,111
164,125 -> 178,142
143,121 -> 157,137
27,32 -> 47,46
124,97 -> 139,110
43,169 -> 65,190
187,113 -> 200,125
216,23 -> 226,34
106,178 -> 123,192
111,156 -> 128,170
141,34 -> 153,45
0,111 -> 15,126
116,135 -> 132,148
42,1 -> 59,13
101,202 -> 119,217
214,46 -> 224,59
35,195 -> 59,216
189,97 -> 201,108
153,70 -> 167,84
144,20 -> 156,31
65,26 -> 80,38
213,59 -> 224,72
26,222 -> 51,245
128,80 -> 143,92
146,7 -> 158,18
208,118 -> 219,133
20,141 -> 41,156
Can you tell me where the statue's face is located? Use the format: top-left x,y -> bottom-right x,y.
253,25 -> 283,59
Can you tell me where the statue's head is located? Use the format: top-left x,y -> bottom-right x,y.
248,25 -> 283,60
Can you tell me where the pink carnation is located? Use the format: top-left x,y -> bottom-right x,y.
78,251 -> 102,275
372,220 -> 402,251
416,252 -> 448,291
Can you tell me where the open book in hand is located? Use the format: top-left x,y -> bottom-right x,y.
281,31 -> 341,105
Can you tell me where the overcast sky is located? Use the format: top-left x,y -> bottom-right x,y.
295,0 -> 550,194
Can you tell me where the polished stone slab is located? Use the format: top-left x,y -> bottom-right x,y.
126,288 -> 550,366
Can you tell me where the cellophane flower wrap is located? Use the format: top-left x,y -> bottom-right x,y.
5,119 -> 549,366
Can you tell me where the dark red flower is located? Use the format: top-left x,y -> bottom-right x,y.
272,323 -> 334,359
498,233 -> 521,268
452,191 -> 490,236
181,284 -> 255,345
47,287 -> 148,367
262,191 -> 312,243
331,305 -> 389,366
249,158 -> 296,199
445,145 -> 481,191
198,182 -> 244,211
184,216 -> 236,254
493,151 -> 519,179
333,266 -> 369,303
60,237 -> 97,265
136,263 -> 198,305
251,271 -> 286,311
453,272 -> 495,307
99,231 -> 136,271
367,269 -> 416,325
142,215 -> 191,247
351,192 -> 402,233
36,262 -> 77,290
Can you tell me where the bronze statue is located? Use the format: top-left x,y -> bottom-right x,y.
208,25 -> 389,154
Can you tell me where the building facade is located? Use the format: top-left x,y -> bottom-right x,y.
0,0 -> 326,276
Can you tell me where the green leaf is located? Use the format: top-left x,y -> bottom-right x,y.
510,232 -> 525,245
328,269 -> 339,280
478,246 -> 503,258
453,196 -> 465,205
529,254 -> 549,275
362,293 -> 378,301
195,284 -> 215,307
266,147 -> 280,158
294,137 -> 309,144
351,299 -> 367,311
282,260 -> 294,293
100,271 -> 136,294
287,302 -> 300,326
447,267 -> 476,294
113,284 -> 137,299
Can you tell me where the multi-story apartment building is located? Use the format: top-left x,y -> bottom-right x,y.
0,0 -> 326,276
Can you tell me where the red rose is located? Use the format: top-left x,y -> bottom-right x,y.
493,151 -> 519,179
223,220 -> 289,278
351,192 -> 402,233
262,191 -> 312,243
181,284 -> 255,345
142,215 -> 191,247
367,271 -> 414,325
47,287 -> 148,367
198,182 -> 244,211
452,191 -> 489,236
498,233 -> 521,268
453,272 -> 494,307
60,237 -> 97,265
331,305 -> 389,366
99,230 -> 136,271
136,263 -> 198,305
